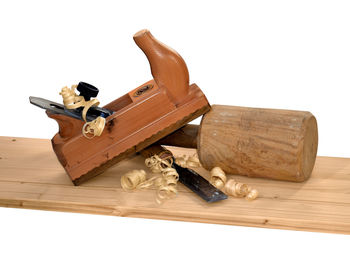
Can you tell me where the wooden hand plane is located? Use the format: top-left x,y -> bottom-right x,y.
35,29 -> 210,185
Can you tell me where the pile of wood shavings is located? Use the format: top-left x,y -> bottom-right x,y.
121,155 -> 179,204
121,153 -> 258,203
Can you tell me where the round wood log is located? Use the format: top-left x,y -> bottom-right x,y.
197,105 -> 318,182
160,105 -> 318,182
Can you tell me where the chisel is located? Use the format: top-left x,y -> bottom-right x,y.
141,145 -> 227,203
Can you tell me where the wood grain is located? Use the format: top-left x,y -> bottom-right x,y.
0,136 -> 350,234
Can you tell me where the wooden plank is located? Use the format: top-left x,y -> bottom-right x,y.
0,136 -> 350,234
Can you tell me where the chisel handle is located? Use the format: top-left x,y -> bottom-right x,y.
140,144 -> 173,160
157,124 -> 199,148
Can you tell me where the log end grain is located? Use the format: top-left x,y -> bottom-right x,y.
300,113 -> 318,181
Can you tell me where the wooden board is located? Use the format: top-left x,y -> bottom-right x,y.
0,136 -> 350,234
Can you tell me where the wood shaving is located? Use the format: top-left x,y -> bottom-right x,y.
186,155 -> 201,167
175,156 -> 187,167
121,169 -> 147,190
224,178 -> 258,200
60,84 -> 105,138
209,167 -> 227,189
175,154 -> 201,168
246,188 -> 259,201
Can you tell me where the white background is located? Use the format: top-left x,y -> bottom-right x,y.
0,0 -> 349,255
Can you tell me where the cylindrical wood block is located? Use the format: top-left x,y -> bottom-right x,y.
197,105 -> 318,182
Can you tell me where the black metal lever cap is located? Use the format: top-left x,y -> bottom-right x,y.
77,82 -> 99,101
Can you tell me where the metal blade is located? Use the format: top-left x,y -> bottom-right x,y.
173,161 -> 228,203
29,96 -> 113,121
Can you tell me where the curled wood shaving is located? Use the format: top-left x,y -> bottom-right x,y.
121,169 -> 147,190
145,154 -> 172,173
209,167 -> 227,189
186,155 -> 201,168
175,156 -> 187,167
175,154 -> 201,168
120,169 -> 163,190
246,188 -> 259,201
224,179 -> 249,197
82,116 -> 105,138
60,85 -> 105,139
224,178 -> 258,200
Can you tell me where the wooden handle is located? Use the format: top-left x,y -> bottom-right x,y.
157,124 -> 199,148
133,29 -> 189,105
140,144 -> 173,160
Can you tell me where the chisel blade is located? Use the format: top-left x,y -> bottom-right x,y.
173,161 -> 228,203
